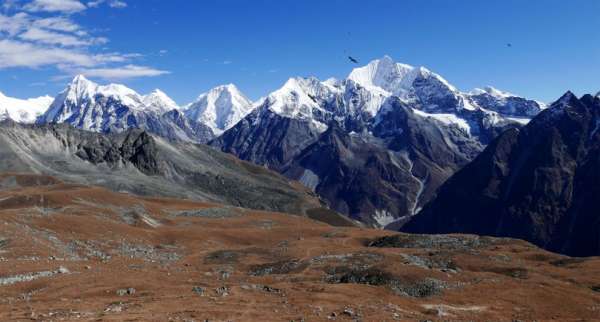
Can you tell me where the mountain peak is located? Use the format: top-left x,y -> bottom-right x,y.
471,86 -> 515,98
553,91 -> 578,106
347,56 -> 422,96
184,84 -> 253,134
208,83 -> 237,93
143,89 -> 178,113
71,74 -> 89,83
149,88 -> 168,96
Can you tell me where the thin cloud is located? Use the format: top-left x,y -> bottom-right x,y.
2,0 -> 21,11
0,39 -> 97,68
87,0 -> 103,7
87,0 -> 127,9
19,27 -> 96,46
222,60 -> 232,65
0,12 -> 29,36
108,0 -> 126,8
72,64 -> 170,79
24,0 -> 87,14
33,16 -> 81,33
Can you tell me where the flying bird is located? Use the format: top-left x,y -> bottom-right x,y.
507,43 -> 512,47
348,56 -> 359,64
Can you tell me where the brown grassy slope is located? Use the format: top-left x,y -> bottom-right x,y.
0,173 -> 599,321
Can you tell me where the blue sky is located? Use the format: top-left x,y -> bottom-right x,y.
0,0 -> 599,104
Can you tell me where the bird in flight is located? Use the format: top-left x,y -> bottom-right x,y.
348,56 -> 359,64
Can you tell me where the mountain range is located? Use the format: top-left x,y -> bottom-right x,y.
212,56 -> 544,226
0,56 -> 546,228
1,56 -> 599,257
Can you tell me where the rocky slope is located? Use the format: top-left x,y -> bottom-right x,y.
280,98 -> 483,226
402,92 -> 600,256
0,121 -> 349,223
0,173 -> 599,321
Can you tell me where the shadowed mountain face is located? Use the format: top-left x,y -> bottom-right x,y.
0,121 -> 352,226
403,92 -> 600,256
215,98 -> 484,227
212,106 -> 324,172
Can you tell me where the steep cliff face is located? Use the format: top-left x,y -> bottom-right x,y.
403,92 -> 600,256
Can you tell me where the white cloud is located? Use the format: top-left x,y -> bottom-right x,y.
222,60 -> 232,65
24,0 -> 87,14
0,12 -> 29,36
87,0 -> 126,9
0,3 -> 167,80
108,0 -> 126,8
0,39 -> 97,68
86,0 -> 103,7
33,17 -> 81,33
73,64 -> 170,79
2,0 -> 21,11
19,27 -> 91,46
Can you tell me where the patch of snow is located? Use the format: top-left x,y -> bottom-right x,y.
298,168 -> 320,191
470,86 -> 515,98
373,209 -> 395,228
412,109 -> 471,133
457,94 -> 478,111
590,118 -> 600,140
506,116 -> 531,125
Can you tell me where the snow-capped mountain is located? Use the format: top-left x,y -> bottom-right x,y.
348,55 -> 474,113
213,55 -> 545,227
14,56 -> 548,228
184,84 -> 253,135
39,75 -> 214,143
469,86 -> 546,118
0,91 -> 53,123
143,89 -> 179,114
243,56 -> 544,141
346,56 -> 546,142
